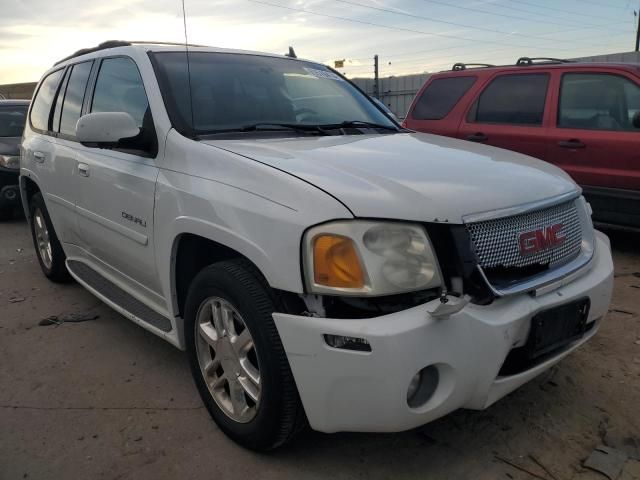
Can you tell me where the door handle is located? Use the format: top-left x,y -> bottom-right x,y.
466,133 -> 488,142
558,139 -> 585,149
33,151 -> 45,163
78,163 -> 90,177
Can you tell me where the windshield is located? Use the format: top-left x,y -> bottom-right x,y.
0,105 -> 28,137
151,52 -> 397,135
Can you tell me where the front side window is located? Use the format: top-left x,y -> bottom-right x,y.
471,73 -> 549,126
412,76 -> 476,120
59,61 -> 93,136
559,73 -> 640,131
91,57 -> 150,128
151,52 -> 397,135
30,69 -> 64,131
0,105 -> 28,137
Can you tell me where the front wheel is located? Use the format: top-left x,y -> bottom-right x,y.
184,259 -> 305,451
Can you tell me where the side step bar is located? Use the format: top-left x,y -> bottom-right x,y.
67,260 -> 173,332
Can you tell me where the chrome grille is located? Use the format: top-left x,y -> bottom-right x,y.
466,200 -> 583,269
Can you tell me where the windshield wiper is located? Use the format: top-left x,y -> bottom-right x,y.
317,120 -> 400,131
200,123 -> 330,135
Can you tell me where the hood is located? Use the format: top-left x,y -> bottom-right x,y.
203,132 -> 578,223
0,137 -> 20,156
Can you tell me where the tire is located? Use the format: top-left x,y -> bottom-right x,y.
184,259 -> 305,451
29,192 -> 72,283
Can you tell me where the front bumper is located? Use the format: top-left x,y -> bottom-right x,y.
273,232 -> 613,433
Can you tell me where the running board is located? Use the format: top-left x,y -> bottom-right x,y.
67,260 -> 173,332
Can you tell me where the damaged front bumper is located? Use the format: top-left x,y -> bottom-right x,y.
273,232 -> 613,433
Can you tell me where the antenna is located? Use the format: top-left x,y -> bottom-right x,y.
285,46 -> 297,58
181,0 -> 195,132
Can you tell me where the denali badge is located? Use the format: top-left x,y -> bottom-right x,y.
518,223 -> 566,255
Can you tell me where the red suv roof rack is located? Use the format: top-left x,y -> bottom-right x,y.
451,63 -> 495,71
516,57 -> 572,66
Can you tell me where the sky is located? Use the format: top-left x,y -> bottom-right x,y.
0,0 -> 638,84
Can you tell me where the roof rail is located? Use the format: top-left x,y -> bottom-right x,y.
54,40 -> 214,66
516,57 -> 572,66
128,40 -> 208,47
54,40 -> 131,65
452,62 -> 495,71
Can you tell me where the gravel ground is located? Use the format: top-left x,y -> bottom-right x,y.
0,218 -> 638,480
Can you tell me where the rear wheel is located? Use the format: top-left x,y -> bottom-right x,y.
29,192 -> 72,282
184,259 -> 305,451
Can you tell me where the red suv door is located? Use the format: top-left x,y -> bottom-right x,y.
546,69 -> 640,227
457,72 -> 552,160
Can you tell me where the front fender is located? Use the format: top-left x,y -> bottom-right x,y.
154,167 -> 352,324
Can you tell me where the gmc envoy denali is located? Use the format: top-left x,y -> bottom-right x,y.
21,41 -> 613,450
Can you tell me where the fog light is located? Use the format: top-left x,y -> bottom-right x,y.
324,334 -> 371,352
407,372 -> 421,401
407,365 -> 439,408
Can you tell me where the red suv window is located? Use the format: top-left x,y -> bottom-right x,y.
412,76 -> 477,120
558,73 -> 640,132
469,73 -> 549,126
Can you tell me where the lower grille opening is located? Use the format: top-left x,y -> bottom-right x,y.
498,320 -> 596,377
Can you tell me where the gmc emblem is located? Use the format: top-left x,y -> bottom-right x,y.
518,223 -> 566,255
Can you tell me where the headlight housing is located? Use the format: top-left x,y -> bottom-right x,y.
0,155 -> 20,170
303,220 -> 442,296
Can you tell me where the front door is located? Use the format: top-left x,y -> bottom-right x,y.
546,71 -> 640,227
75,56 -> 162,295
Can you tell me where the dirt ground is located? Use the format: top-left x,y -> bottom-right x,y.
0,217 -> 638,480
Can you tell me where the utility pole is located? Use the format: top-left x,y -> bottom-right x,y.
373,54 -> 380,99
635,8 -> 639,52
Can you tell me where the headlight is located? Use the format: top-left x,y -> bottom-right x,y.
0,155 -> 20,170
303,220 -> 442,296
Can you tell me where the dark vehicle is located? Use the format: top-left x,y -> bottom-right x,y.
0,99 -> 29,219
404,58 -> 640,230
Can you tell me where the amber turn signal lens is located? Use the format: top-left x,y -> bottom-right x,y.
313,234 -> 365,289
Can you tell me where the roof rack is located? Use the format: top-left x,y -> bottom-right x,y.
451,62 -> 495,71
54,40 -> 212,66
54,40 -> 131,65
516,57 -> 572,66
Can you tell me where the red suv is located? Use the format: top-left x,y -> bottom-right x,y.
404,58 -> 640,229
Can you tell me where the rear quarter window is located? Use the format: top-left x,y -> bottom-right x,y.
412,76 -> 476,120
30,69 -> 65,132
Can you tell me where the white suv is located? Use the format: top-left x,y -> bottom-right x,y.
21,41 -> 613,451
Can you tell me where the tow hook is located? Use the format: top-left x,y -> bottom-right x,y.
428,295 -> 470,319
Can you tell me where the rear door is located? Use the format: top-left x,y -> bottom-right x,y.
546,69 -> 640,227
22,67 -> 81,243
74,56 -> 162,294
457,72 -> 552,160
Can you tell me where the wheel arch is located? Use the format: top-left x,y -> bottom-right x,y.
19,174 -> 42,221
165,221 -> 300,349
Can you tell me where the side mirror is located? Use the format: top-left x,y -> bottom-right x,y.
633,111 -> 640,129
76,112 -> 140,146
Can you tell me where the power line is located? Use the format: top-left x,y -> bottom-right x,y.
419,0 -> 623,30
509,0 -> 627,22
567,0 -> 632,9
332,0 -> 598,45
247,0 -> 606,51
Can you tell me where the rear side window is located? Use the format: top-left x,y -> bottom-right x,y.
30,69 -> 64,131
59,61 -> 93,136
559,73 -> 640,131
471,73 -> 549,126
91,57 -> 149,128
412,76 -> 476,120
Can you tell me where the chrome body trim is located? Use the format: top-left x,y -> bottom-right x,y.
462,190 -> 581,224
